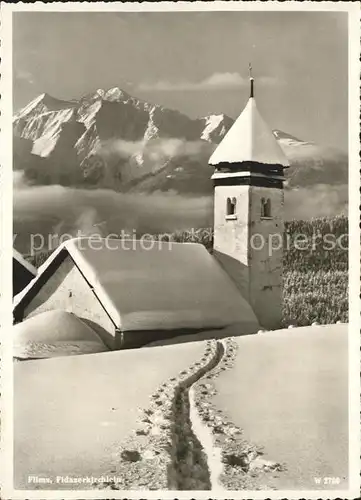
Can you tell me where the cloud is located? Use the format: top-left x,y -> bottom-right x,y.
284,184 -> 347,220
137,72 -> 280,92
98,138 -> 211,161
14,68 -> 35,85
13,170 -> 29,189
13,174 -> 347,256
13,179 -> 214,254
94,138 -> 213,184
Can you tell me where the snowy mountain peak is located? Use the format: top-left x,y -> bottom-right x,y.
104,87 -> 131,102
273,130 -> 319,153
201,113 -> 232,143
13,88 -> 347,193
273,129 -> 304,143
204,113 -> 226,126
14,93 -> 46,120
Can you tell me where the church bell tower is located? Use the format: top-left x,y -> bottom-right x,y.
209,66 -> 289,329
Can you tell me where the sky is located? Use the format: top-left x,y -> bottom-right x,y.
13,11 -> 348,151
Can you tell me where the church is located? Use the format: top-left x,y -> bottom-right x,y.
13,73 -> 290,349
12,74 -> 350,493
210,71 -> 289,329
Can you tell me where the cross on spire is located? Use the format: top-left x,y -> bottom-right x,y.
249,62 -> 254,98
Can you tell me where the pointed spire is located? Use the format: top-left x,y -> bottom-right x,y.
249,62 -> 254,98
208,64 -> 289,167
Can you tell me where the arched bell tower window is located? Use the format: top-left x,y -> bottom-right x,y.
226,197 -> 237,216
261,197 -> 272,218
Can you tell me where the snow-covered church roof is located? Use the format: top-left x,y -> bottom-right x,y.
14,238 -> 259,335
209,78 -> 289,167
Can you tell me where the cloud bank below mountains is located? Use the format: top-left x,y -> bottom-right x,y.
13,173 -> 213,253
13,172 -> 347,254
98,138 -> 211,162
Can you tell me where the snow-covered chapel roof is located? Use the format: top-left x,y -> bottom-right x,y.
14,238 -> 259,334
209,77 -> 290,167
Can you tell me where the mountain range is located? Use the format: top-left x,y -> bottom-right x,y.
13,88 -> 348,195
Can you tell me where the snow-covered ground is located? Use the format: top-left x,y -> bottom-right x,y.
212,324 -> 348,490
14,340 -> 206,489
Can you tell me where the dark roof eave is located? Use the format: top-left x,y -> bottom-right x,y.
210,160 -> 290,169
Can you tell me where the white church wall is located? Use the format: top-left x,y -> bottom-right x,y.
23,256 -> 116,348
248,186 -> 284,329
213,183 -> 284,330
213,185 -> 250,303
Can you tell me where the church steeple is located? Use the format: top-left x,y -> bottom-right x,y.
210,66 -> 287,330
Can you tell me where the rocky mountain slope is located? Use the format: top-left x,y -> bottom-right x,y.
13,89 -> 348,194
